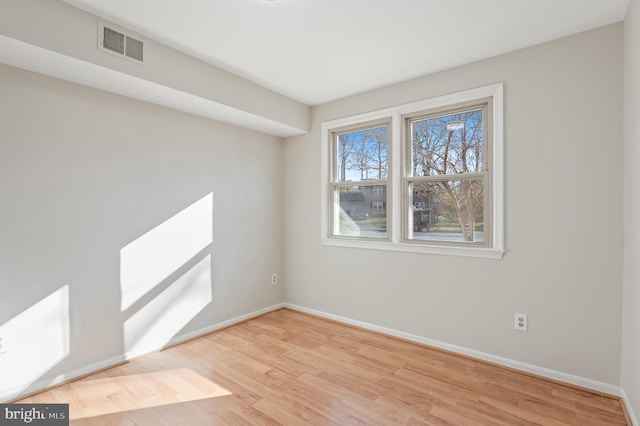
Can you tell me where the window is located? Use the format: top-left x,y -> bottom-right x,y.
406,102 -> 490,245
321,83 -> 503,259
328,120 -> 390,239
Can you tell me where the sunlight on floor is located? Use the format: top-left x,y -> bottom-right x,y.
68,368 -> 232,420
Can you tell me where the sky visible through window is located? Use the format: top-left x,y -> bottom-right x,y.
337,125 -> 388,182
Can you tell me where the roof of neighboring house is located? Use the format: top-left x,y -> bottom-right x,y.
340,192 -> 365,202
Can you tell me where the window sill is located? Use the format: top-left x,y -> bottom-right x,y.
321,238 -> 504,259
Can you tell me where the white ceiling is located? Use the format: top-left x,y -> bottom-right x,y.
60,0 -> 629,106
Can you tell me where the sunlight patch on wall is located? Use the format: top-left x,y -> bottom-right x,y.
120,193 -> 213,311
0,286 -> 70,398
123,255 -> 212,357
68,368 -> 231,420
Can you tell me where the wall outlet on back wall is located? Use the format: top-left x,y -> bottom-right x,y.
271,273 -> 278,285
514,313 -> 528,331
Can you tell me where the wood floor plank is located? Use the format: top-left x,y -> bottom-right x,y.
16,308 -> 628,425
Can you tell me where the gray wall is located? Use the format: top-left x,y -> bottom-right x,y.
623,0 -> 640,420
0,64 -> 284,399
0,0 -> 309,137
283,23 -> 624,386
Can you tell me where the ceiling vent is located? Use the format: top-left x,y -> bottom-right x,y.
98,22 -> 144,64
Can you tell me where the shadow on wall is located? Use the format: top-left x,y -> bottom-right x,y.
120,193 -> 214,358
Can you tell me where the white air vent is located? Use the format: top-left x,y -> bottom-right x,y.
98,22 -> 144,64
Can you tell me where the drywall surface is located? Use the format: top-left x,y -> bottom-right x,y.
0,0 -> 310,136
0,64 -> 284,400
284,24 -> 624,385
623,0 -> 640,421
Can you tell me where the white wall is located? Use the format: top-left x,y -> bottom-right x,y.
623,0 -> 640,421
284,24 -> 624,386
0,64 -> 284,400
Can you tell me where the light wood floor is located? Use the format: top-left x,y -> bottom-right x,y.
18,308 -> 628,425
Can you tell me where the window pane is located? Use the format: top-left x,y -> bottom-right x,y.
337,125 -> 388,181
411,109 -> 483,177
336,186 -> 387,238
410,179 -> 484,243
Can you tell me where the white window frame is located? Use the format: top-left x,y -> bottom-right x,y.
372,201 -> 385,211
321,83 -> 504,259
326,119 -> 392,241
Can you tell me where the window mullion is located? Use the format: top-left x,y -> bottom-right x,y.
391,113 -> 402,244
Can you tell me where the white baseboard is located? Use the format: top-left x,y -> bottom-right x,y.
164,302 -> 285,347
0,354 -> 127,403
123,302 -> 285,360
0,303 -> 285,403
3,301 -> 628,412
284,303 -> 623,398
622,389 -> 639,426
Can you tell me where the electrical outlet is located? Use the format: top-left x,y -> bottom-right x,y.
0,334 -> 7,354
271,273 -> 278,285
514,313 -> 528,332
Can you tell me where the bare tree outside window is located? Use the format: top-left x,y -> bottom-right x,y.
338,126 -> 388,182
410,109 -> 485,242
368,127 -> 388,180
